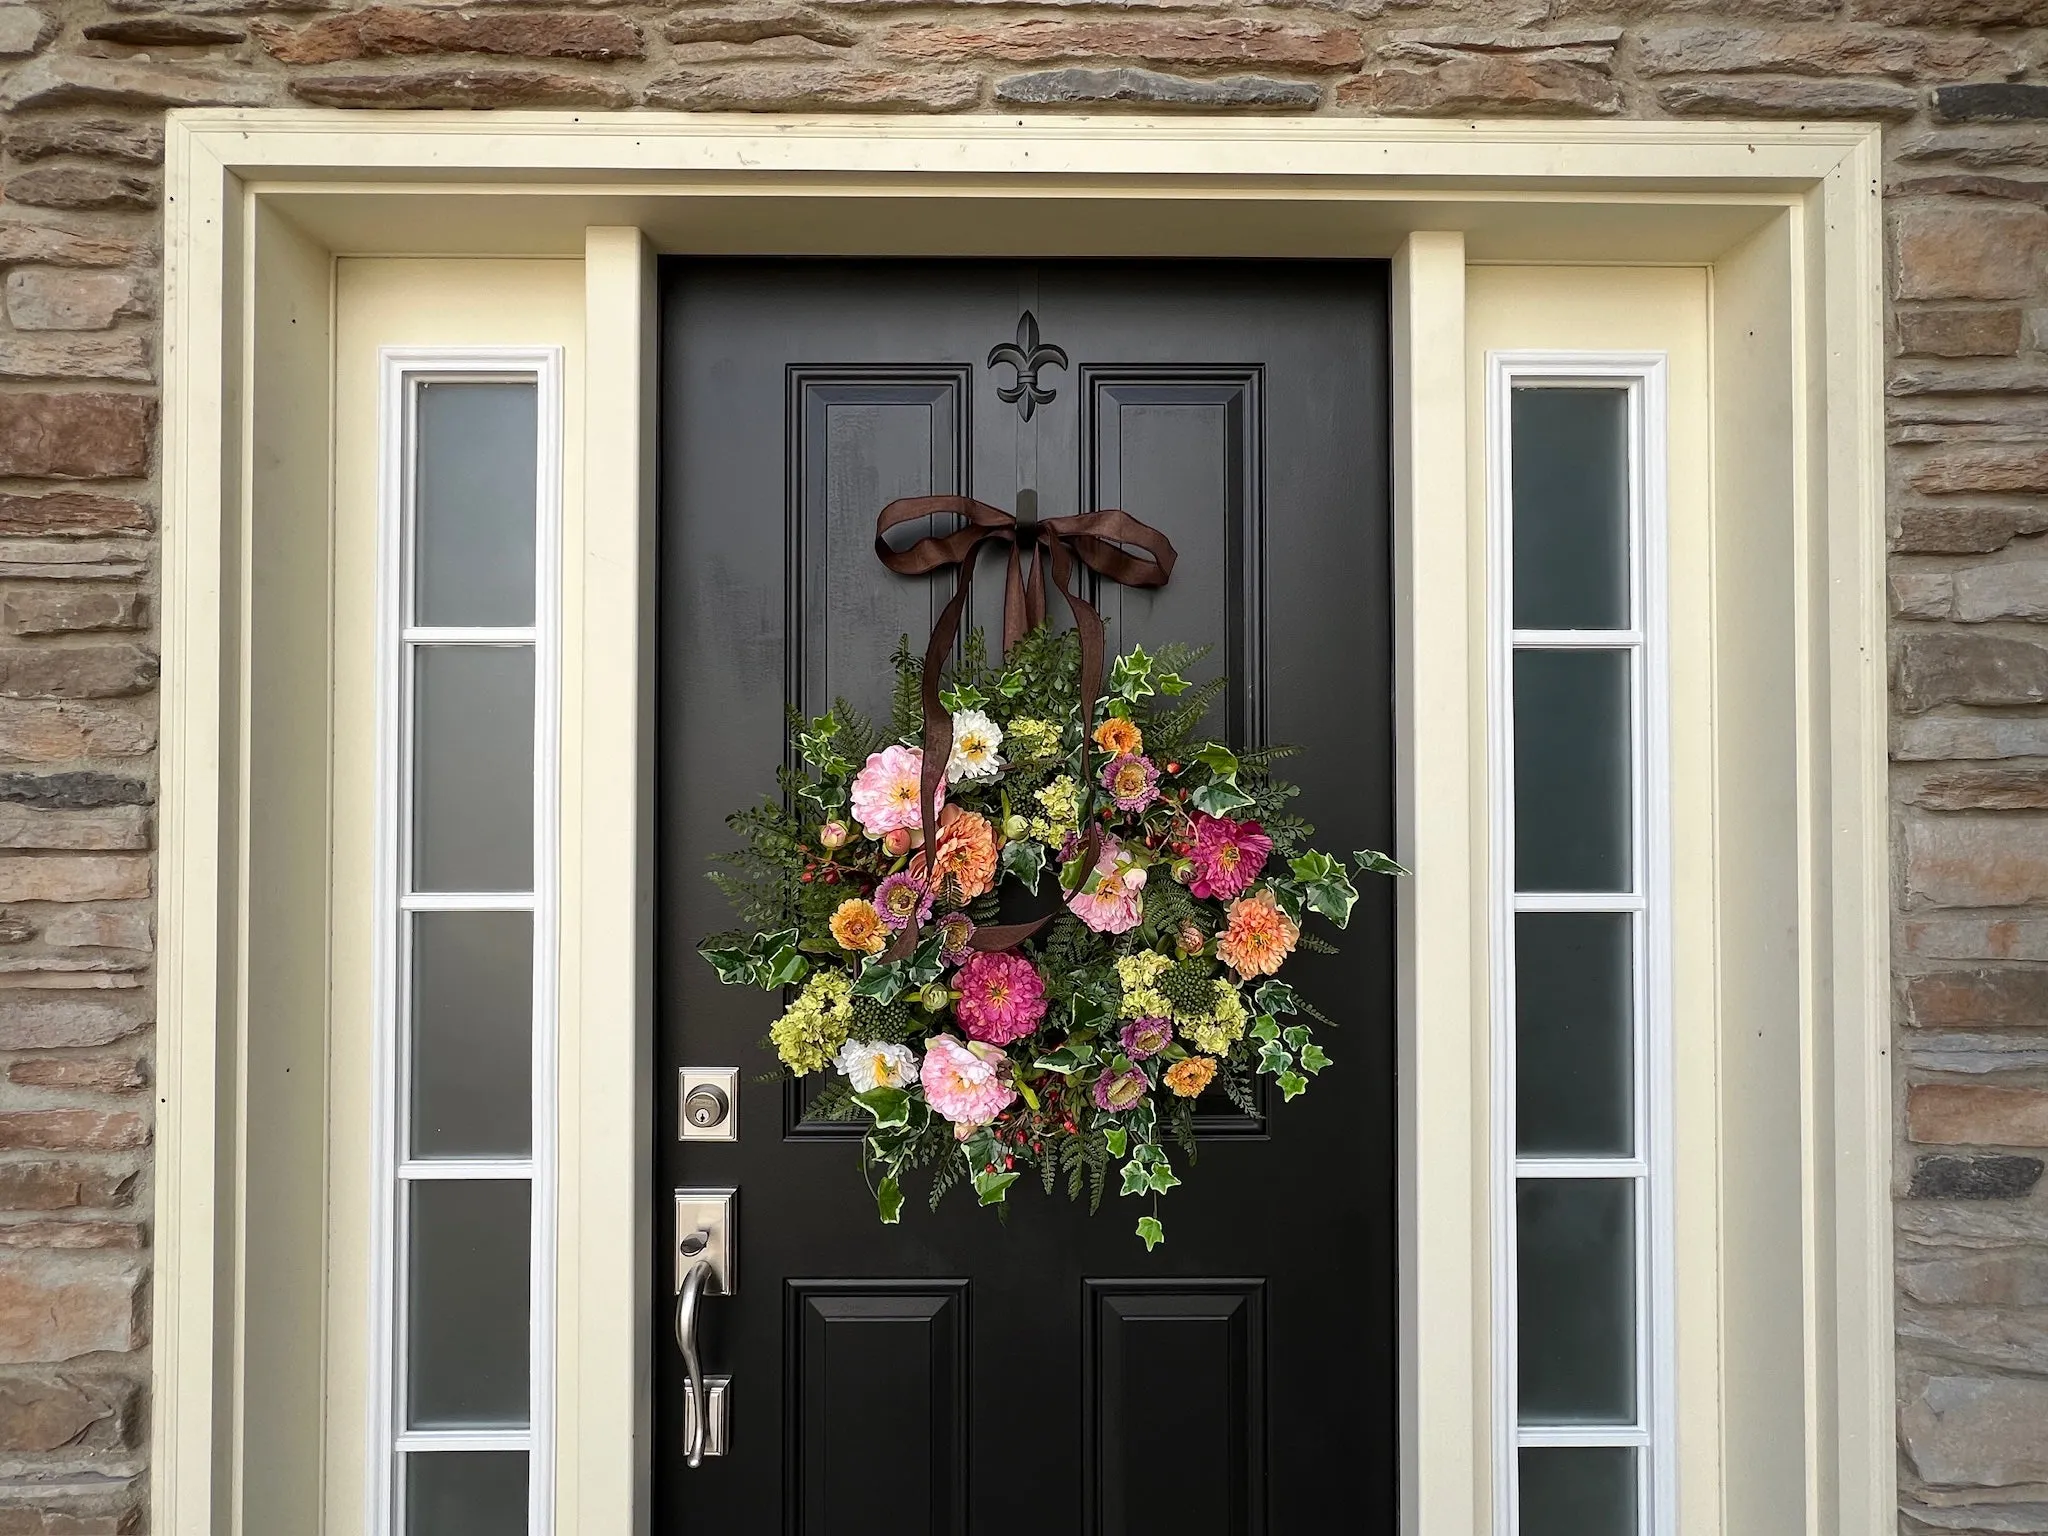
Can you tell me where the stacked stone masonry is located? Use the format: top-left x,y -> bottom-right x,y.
0,0 -> 2040,1526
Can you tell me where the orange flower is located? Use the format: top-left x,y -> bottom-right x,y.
924,806 -> 999,902
1093,717 -> 1143,756
1216,888 -> 1299,978
1164,1056 -> 1217,1098
829,898 -> 888,955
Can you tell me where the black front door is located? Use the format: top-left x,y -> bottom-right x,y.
658,261 -> 1393,1533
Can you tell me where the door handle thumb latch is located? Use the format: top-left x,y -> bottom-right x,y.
674,1189 -> 736,1466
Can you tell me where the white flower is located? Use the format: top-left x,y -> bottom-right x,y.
833,1039 -> 920,1094
946,709 -> 1005,783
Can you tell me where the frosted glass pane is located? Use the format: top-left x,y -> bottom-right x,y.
1512,387 -> 1630,632
414,381 -> 537,628
407,1181 -> 530,1429
405,1451 -> 528,1536
1517,913 -> 1634,1157
411,912 -> 532,1159
1514,649 -> 1631,893
1519,1446 -> 1637,1536
412,646 -> 534,893
1518,1178 -> 1636,1424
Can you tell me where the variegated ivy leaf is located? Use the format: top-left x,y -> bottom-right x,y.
1254,979 -> 1303,1016
1192,742 -> 1240,777
974,1168 -> 1020,1206
1277,1071 -> 1310,1101
1283,1025 -> 1310,1051
1299,1043 -> 1332,1075
1290,852 -> 1359,927
1032,1045 -> 1096,1075
1104,1126 -> 1129,1158
1355,847 -> 1411,878
1136,1215 -> 1166,1251
851,958 -> 908,1005
1000,837 -> 1047,894
1109,646 -> 1155,701
854,1087 -> 910,1129
1157,671 -> 1190,696
939,682 -> 987,712
1258,1043 -> 1293,1077
699,944 -> 761,988
1251,1015 -> 1281,1043
1190,780 -> 1256,816
876,1175 -> 904,1224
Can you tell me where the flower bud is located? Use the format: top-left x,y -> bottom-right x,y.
818,819 -> 850,850
882,827 -> 915,858
1176,919 -> 1206,956
1004,814 -> 1030,840
920,981 -> 954,1013
1170,858 -> 1195,885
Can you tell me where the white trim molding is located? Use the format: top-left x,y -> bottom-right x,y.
157,113 -> 1889,1536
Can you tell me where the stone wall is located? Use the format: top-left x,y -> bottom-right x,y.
1,0 -> 2044,1528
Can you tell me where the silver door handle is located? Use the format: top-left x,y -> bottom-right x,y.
673,1189 -> 736,1467
674,1250 -> 716,1468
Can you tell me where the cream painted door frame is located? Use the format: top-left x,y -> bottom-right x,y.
158,113 -> 1888,1536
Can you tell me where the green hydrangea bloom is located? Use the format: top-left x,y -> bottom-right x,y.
1179,980 -> 1249,1055
770,970 -> 854,1075
1115,951 -> 1174,1020
1006,717 -> 1061,761
1027,774 -> 1081,845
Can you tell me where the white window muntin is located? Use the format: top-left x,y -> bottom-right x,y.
370,348 -> 563,1536
1486,352 -> 1675,1536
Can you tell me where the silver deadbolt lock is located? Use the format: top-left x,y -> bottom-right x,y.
685,1083 -> 730,1130
679,1068 -> 739,1141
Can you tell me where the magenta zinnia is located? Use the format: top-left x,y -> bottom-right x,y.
953,950 -> 1047,1045
1184,813 -> 1272,901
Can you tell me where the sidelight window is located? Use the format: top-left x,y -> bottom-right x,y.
371,354 -> 562,1536
1487,357 -> 1673,1536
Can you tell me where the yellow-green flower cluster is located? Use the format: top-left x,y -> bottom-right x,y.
1115,951 -> 1174,1019
1027,774 -> 1081,845
1006,716 -> 1061,762
770,971 -> 854,1075
1178,980 -> 1249,1055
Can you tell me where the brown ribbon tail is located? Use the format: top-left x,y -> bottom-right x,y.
969,916 -> 1053,953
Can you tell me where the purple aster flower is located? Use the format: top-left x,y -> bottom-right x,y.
873,871 -> 934,932
1119,1016 -> 1172,1062
1100,753 -> 1161,814
937,911 -> 977,964
1092,1064 -> 1150,1113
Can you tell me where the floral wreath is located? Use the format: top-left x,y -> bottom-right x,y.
701,496 -> 1404,1249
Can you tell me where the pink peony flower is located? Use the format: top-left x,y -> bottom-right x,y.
1184,813 -> 1272,901
921,1034 -> 1017,1128
1067,838 -> 1146,935
953,950 -> 1048,1045
850,745 -> 942,837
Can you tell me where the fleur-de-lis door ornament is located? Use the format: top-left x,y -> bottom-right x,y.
988,310 -> 1068,423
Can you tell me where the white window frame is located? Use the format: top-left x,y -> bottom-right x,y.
1485,352 -> 1675,1536
369,347 -> 565,1536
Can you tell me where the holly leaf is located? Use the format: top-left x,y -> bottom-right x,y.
1135,1215 -> 1166,1252
854,1087 -> 910,1129
1000,838 -> 1047,894
1277,1071 -> 1310,1101
876,1175 -> 904,1225
1299,1043 -> 1332,1075
1104,1126 -> 1129,1158
1191,780 -> 1256,816
1355,848 -> 1411,878
973,1168 -> 1020,1206
940,682 -> 988,713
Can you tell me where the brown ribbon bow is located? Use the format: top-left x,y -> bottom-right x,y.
873,495 -> 1177,956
